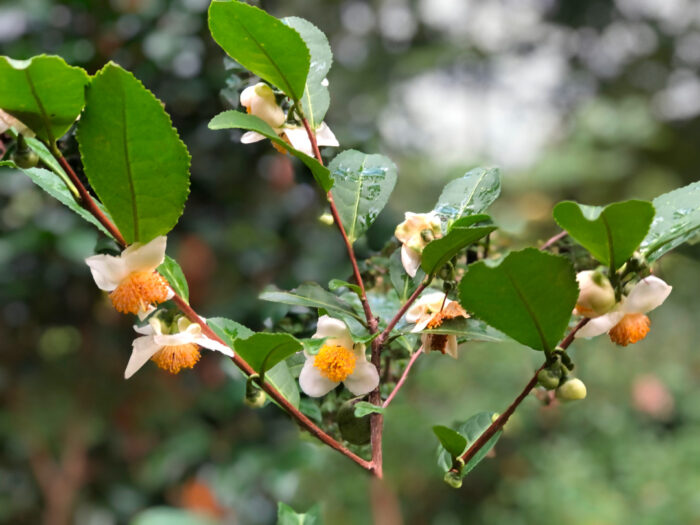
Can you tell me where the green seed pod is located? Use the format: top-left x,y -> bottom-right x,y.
556,378 -> 587,402
336,398 -> 371,445
11,148 -> 39,169
537,368 -> 561,390
244,377 -> 267,408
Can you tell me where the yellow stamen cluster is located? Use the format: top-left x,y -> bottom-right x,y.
109,271 -> 169,315
609,313 -> 651,346
426,302 -> 468,329
313,344 -> 356,382
151,343 -> 201,374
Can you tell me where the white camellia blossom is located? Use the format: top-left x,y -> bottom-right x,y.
84,236 -> 173,319
126,316 -> 233,379
576,275 -> 672,346
282,122 -> 339,157
394,212 -> 442,277
299,315 -> 379,397
405,292 -> 467,358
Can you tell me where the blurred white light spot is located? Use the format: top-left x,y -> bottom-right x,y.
333,34 -> 368,69
341,1 -> 375,36
653,70 -> 700,120
172,50 -> 202,78
0,9 -> 27,42
378,0 -> 416,43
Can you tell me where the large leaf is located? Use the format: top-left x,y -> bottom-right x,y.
553,200 -> 654,270
328,150 -> 397,242
157,256 -> 189,302
437,412 -> 501,478
458,249 -> 578,352
0,55 -> 89,143
389,250 -> 425,302
283,17 -> 332,128
208,0 -> 310,101
277,502 -> 322,525
208,111 -> 332,192
259,282 -> 364,323
641,181 -> 700,262
433,167 -> 501,227
420,215 -> 496,275
77,63 -> 191,244
232,333 -> 302,375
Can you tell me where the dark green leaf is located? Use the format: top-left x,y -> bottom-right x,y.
328,150 -> 397,242
389,250 -> 425,302
259,282 -> 364,323
208,0 -> 310,101
277,502 -> 322,525
433,425 -> 467,458
641,181 -> 700,261
0,55 -> 89,143
233,332 -> 302,375
433,167 -> 501,227
157,256 -> 189,302
208,110 -> 332,191
354,401 -> 384,417
77,63 -> 191,244
553,200 -> 654,270
421,215 -> 496,275
458,248 -> 578,352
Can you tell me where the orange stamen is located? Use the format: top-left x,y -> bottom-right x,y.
151,343 -> 201,374
109,271 -> 169,315
313,344 -> 356,382
609,313 -> 651,346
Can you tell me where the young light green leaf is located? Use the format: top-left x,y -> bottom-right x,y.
328,278 -> 361,295
77,63 -> 191,245
421,215 -> 496,275
389,249 -> 426,302
259,282 -> 364,323
208,110 -> 332,191
283,17 -> 332,128
433,425 -> 467,458
0,55 -> 89,144
21,136 -> 78,195
208,0 -> 310,101
233,333 -> 302,375
329,150 -> 398,242
641,181 -> 700,262
132,507 -> 218,525
433,167 -> 501,227
207,316 -> 254,343
157,256 -> 189,302
458,248 -> 578,352
354,401 -> 384,418
437,412 -> 502,477
277,502 -> 322,525
553,200 -> 654,270
266,361 -> 300,409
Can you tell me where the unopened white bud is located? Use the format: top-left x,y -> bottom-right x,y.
556,378 -> 587,401
575,270 -> 616,318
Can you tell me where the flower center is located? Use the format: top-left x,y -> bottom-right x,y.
151,343 -> 201,374
109,271 -> 170,315
313,344 -> 356,382
609,313 -> 651,346
424,334 -> 449,353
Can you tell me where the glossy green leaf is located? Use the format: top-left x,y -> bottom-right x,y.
0,55 -> 89,143
208,110 -> 332,191
354,401 -> 384,417
329,150 -> 397,242
458,248 -> 578,352
233,333 -> 302,375
433,425 -> 467,458
641,181 -> 700,261
207,316 -> 254,343
553,200 -> 654,270
208,0 -> 310,101
77,63 -> 191,244
157,256 -> 189,302
437,412 -> 501,477
277,502 -> 322,525
421,214 -> 496,275
433,167 -> 501,227
259,282 -> 364,323
283,17 -> 332,128
389,249 -> 425,302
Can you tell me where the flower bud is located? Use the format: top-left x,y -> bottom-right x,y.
537,368 -> 561,390
337,398 -> 371,445
11,147 -> 39,169
575,270 -> 616,318
443,470 -> 463,489
240,83 -> 286,129
556,378 -> 587,402
245,378 -> 267,408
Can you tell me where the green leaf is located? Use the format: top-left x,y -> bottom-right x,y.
553,200 -> 654,270
259,282 -> 364,323
208,0 -> 310,101
433,167 -> 501,227
389,250 -> 425,302
265,361 -> 300,409
277,502 -> 322,525
421,318 -> 509,344
22,136 -> 78,195
437,412 -> 501,477
354,401 -> 384,417
0,55 -> 89,143
233,332 -> 302,375
433,425 -> 468,458
207,316 -> 254,343
77,63 -> 191,245
132,507 -> 218,525
328,278 -> 361,295
458,248 -> 578,352
641,181 -> 700,262
283,17 -> 332,128
157,256 -> 189,302
328,150 -> 398,242
208,111 -> 332,191
421,215 -> 496,275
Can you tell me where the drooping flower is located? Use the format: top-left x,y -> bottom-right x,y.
125,316 -> 233,378
282,122 -> 339,157
575,275 -> 672,346
405,292 -> 468,358
299,315 -> 379,397
575,270 -> 616,318
394,212 -> 442,277
85,236 -> 173,319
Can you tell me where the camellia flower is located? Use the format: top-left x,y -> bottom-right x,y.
576,275 -> 672,346
299,315 -> 379,397
405,292 -> 468,358
575,270 -> 616,318
125,316 -> 233,378
239,82 -> 339,157
85,236 -> 173,319
394,212 -> 442,277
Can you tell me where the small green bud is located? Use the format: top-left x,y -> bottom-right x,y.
11,148 -> 39,169
318,212 -> 334,226
556,378 -> 587,402
443,470 -> 463,489
245,377 -> 267,408
537,368 -> 561,390
337,399 -> 371,445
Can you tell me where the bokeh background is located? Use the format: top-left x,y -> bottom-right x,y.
2,0 -> 700,523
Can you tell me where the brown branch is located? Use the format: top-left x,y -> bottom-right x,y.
382,346 -> 423,409
375,280 -> 430,347
540,230 -> 567,251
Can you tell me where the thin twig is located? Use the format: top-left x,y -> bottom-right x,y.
540,230 -> 567,251
382,346 -> 423,409
375,280 -> 430,347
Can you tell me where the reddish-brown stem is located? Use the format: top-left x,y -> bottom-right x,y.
382,346 -> 423,409
56,155 -> 128,247
450,317 -> 590,472
540,230 -> 567,251
376,280 -> 430,347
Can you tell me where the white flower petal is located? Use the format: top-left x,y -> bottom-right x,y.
124,336 -> 162,379
153,331 -> 197,347
315,122 -> 339,147
299,359 -> 338,397
411,315 -> 433,333
344,361 -> 379,396
401,244 -> 421,278
241,131 -> 266,144
136,305 -> 156,321
123,236 -> 167,273
313,315 -> 354,349
282,127 -> 313,156
133,323 -> 155,336
445,335 -> 459,359
575,312 -> 624,338
623,276 -> 672,314
195,335 -> 234,357
84,254 -> 128,291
